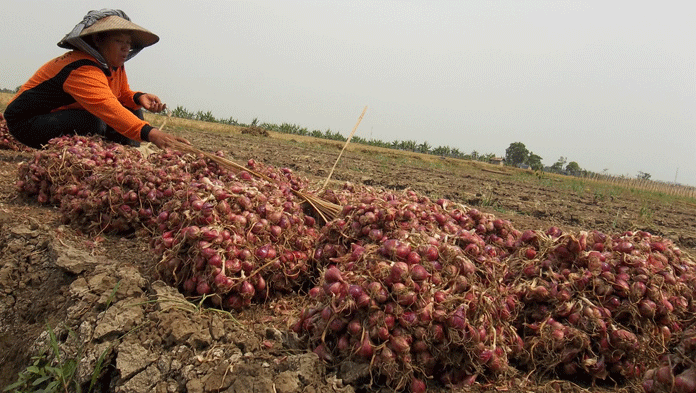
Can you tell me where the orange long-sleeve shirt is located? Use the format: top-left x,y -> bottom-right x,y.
5,51 -> 153,141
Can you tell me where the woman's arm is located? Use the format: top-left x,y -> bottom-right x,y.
64,65 -> 149,141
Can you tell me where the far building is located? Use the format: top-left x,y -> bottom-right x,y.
490,157 -> 505,166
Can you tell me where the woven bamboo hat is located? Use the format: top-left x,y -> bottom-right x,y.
58,10 -> 159,51
79,15 -> 159,48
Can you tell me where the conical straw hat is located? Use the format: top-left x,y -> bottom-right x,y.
77,15 -> 159,48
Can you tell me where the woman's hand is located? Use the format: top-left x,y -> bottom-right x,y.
139,93 -> 167,113
147,128 -> 190,150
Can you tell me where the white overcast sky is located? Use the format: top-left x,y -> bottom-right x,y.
2,0 -> 695,186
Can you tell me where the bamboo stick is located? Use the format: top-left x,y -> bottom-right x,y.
321,106 -> 367,190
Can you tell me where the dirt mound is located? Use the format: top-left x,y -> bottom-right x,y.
240,126 -> 270,137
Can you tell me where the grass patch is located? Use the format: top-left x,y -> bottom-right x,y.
4,324 -> 83,393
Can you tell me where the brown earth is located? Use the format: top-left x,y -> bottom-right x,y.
1,116 -> 695,392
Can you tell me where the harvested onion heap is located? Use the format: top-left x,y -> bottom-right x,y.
643,328 -> 696,393
293,183 -> 524,392
17,136 -> 146,212
151,160 -> 319,309
17,135 -> 320,309
506,228 -> 696,383
15,135 -> 696,392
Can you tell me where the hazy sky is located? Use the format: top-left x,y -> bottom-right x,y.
2,1 -> 695,186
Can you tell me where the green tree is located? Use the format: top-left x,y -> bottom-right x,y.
432,145 -> 450,156
550,156 -> 567,173
401,140 -> 417,152
195,110 -> 216,122
417,141 -> 431,154
526,152 -> 544,171
505,142 -> 529,167
637,171 -> 651,180
566,161 -> 581,175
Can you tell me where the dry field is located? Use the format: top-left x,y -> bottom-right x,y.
1,95 -> 695,392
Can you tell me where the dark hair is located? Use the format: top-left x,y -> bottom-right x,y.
90,31 -> 139,50
90,32 -> 107,47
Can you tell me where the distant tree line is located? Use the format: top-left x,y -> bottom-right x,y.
0,92 -> 655,180
0,86 -> 21,94
168,105 -> 499,163
169,106 -> 653,180
504,141 -> 651,180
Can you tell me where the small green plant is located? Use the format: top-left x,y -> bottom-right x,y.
611,210 -> 621,230
639,204 -> 654,221
536,176 -> 553,188
87,345 -> 111,393
569,180 -> 586,195
4,324 -> 78,393
479,187 -> 497,208
5,321 -> 118,393
593,189 -> 605,202
491,204 -> 507,214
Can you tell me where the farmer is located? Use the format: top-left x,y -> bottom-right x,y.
4,9 -> 189,150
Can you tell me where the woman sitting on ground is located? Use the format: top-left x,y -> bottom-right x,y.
4,9 -> 189,150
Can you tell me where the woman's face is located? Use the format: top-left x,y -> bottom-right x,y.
94,32 -> 132,68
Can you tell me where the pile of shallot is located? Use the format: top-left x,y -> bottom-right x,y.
292,184 -> 524,392
505,228 -> 696,384
14,135 -> 696,392
643,328 -> 696,393
150,159 -> 318,309
17,135 -> 320,308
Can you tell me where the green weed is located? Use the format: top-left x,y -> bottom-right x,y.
568,180 -> 586,195
4,324 -> 78,393
639,204 -> 654,222
4,321 -> 114,393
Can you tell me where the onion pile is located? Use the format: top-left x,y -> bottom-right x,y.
506,228 -> 696,383
16,135 -> 321,308
17,136 -> 145,210
0,113 -> 32,151
643,328 -> 696,393
14,135 -> 696,392
150,163 -> 319,309
293,183 -> 523,392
